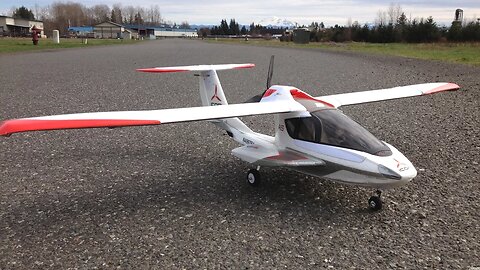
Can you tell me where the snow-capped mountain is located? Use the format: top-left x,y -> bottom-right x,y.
257,17 -> 296,28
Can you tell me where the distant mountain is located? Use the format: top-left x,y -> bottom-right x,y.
190,17 -> 297,30
257,17 -> 296,28
190,24 -> 215,30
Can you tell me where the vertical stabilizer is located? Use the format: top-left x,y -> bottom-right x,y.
198,70 -> 228,106
137,63 -> 256,134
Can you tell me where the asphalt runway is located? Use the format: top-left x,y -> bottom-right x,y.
0,39 -> 479,269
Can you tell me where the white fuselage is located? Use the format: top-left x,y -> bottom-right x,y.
226,85 -> 417,189
230,129 -> 416,189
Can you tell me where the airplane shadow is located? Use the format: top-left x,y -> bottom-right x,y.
1,143 -> 384,241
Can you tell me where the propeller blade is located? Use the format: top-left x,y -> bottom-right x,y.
266,55 -> 275,89
245,56 -> 275,103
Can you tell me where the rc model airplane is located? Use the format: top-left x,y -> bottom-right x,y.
0,58 -> 459,210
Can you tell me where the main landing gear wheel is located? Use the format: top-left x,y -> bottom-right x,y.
368,190 -> 383,211
246,168 -> 261,186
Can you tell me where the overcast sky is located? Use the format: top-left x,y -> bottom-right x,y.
1,1 -> 479,26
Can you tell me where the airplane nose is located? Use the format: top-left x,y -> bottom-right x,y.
401,166 -> 417,182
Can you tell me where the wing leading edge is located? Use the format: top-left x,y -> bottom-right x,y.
317,82 -> 460,108
0,100 -> 306,137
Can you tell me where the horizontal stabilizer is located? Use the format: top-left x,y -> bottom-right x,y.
137,63 -> 255,73
317,82 -> 460,108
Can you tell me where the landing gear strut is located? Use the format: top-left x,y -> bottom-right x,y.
246,166 -> 261,186
368,190 -> 383,211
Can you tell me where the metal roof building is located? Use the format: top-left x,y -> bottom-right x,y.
67,26 -> 94,38
94,21 -> 132,39
124,24 -> 198,38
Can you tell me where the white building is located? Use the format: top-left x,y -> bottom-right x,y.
153,27 -> 198,38
0,16 -> 44,37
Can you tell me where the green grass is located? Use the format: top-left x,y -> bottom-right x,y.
208,38 -> 480,66
0,37 -> 142,53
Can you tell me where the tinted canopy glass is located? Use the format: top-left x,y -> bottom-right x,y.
285,109 -> 391,156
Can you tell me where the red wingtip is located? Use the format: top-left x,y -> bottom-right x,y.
0,120 -> 15,137
423,83 -> 460,95
234,63 -> 256,69
0,119 -> 161,136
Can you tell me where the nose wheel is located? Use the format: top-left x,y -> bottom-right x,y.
368,190 -> 383,211
246,167 -> 261,186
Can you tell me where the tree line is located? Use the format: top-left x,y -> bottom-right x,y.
308,16 -> 480,43
205,4 -> 480,43
201,19 -> 287,37
293,4 -> 479,43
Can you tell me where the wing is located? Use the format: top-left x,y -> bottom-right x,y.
317,82 -> 459,108
0,101 -> 305,137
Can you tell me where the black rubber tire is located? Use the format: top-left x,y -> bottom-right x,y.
368,196 -> 383,211
246,169 -> 261,187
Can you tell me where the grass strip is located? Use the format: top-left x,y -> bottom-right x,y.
208,38 -> 480,66
0,37 -> 141,54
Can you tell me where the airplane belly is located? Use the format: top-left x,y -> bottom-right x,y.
288,140 -> 415,188
292,160 -> 411,189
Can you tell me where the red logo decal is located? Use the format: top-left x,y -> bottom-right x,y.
211,85 -> 222,102
394,158 -> 400,168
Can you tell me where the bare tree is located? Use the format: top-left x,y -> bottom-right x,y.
45,2 -> 88,34
180,21 -> 190,29
133,6 -> 145,25
122,5 -> 136,24
375,10 -> 387,26
148,4 -> 162,25
111,3 -> 122,24
91,4 -> 110,23
33,3 -> 41,20
387,3 -> 403,25
8,7 -> 16,17
37,5 -> 51,21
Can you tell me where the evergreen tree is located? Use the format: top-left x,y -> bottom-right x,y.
229,19 -> 240,35
220,19 -> 229,35
13,6 -> 35,20
240,26 -> 247,35
461,21 -> 480,41
448,21 -> 462,41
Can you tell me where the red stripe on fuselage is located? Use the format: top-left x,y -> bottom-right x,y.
263,89 -> 277,98
290,89 -> 334,107
0,119 -> 161,136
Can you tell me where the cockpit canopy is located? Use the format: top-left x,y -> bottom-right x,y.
285,109 -> 392,156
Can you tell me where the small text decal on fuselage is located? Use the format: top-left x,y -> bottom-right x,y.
243,138 -> 254,145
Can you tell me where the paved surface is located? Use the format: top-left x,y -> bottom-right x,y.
0,39 -> 479,269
